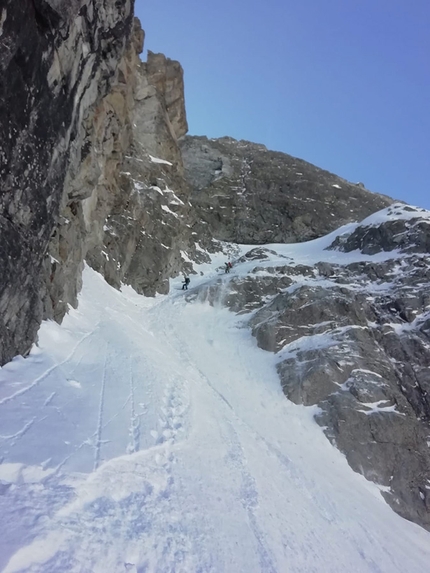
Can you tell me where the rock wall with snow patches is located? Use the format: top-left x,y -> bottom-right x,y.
195,204 -> 430,529
0,0 -> 135,363
1,0 -> 429,532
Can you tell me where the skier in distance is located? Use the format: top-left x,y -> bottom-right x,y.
182,277 -> 190,290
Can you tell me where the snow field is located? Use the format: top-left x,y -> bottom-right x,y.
1,208 -> 430,571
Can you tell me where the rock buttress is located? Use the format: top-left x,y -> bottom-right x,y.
0,0 -> 134,364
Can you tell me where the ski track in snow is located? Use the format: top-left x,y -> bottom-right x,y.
127,359 -> 140,455
0,327 -> 97,407
0,219 -> 430,571
93,348 -> 112,471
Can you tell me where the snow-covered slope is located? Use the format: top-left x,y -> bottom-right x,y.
1,228 -> 430,571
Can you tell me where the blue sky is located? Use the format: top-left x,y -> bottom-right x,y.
135,1 -> 429,209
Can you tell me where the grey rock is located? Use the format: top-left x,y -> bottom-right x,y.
329,204 -> 430,255
146,51 -> 188,142
83,39 -> 196,297
180,135 -> 394,245
0,0 -> 134,364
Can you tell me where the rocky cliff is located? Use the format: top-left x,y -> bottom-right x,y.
0,0 -> 135,364
1,0 -> 429,533
180,135 -> 393,244
0,0 -> 198,365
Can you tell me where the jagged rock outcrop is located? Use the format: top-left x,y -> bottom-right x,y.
81,41 -> 204,297
180,135 -> 394,244
143,50 -> 188,157
0,0 -> 135,364
330,206 -> 430,254
195,203 -> 430,530
42,18 -> 193,310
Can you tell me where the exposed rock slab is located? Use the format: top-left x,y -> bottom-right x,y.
180,135 -> 394,244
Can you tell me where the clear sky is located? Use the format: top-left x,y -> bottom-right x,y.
135,1 -> 429,210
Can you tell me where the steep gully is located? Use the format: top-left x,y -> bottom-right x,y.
0,0 -> 429,535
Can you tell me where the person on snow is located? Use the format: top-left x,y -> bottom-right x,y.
182,277 -> 190,290
225,262 -> 230,273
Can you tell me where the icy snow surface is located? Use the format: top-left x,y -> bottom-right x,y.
1,209 -> 430,571
148,155 -> 173,166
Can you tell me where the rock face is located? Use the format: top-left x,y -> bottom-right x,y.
145,50 -> 188,151
330,209 -> 430,255
180,135 -> 394,244
195,203 -> 430,530
0,2 -> 198,363
42,16 -> 194,309
81,43 -> 211,298
0,0 -> 135,364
